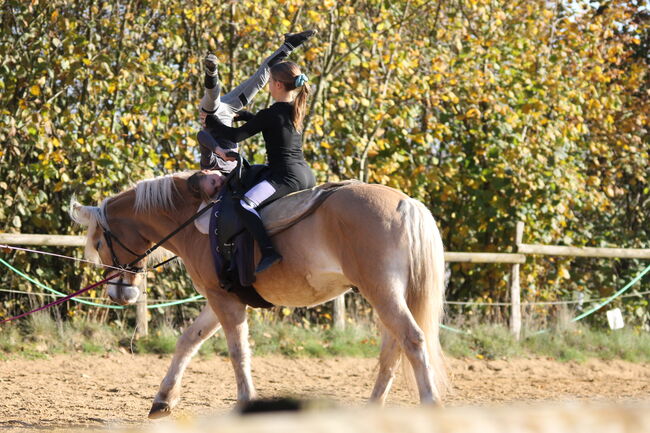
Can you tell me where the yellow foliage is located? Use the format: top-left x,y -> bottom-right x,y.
558,267 -> 571,280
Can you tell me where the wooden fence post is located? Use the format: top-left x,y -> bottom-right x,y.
509,221 -> 524,340
136,276 -> 148,338
333,294 -> 345,329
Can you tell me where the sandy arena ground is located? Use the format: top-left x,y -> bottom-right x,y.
0,354 -> 648,431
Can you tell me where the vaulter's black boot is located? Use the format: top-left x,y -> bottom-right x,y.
204,53 -> 219,89
283,29 -> 317,50
236,202 -> 282,274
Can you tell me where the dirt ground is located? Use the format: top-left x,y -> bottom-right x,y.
0,354 -> 648,431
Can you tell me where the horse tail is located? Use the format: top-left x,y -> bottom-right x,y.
398,197 -> 449,399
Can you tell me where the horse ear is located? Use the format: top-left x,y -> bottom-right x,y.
69,197 -> 96,226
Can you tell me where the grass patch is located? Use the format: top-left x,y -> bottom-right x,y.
441,324 -> 524,359
135,326 -> 178,354
440,322 -> 650,362
0,325 -> 21,353
198,318 -> 381,358
521,325 -> 650,362
248,318 -> 379,358
3,311 -> 650,362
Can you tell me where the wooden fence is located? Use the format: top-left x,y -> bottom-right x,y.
2,223 -> 649,339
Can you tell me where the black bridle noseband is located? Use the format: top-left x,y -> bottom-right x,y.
102,228 -> 145,275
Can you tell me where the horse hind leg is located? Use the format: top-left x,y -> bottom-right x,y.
369,326 -> 401,405
364,286 -> 438,404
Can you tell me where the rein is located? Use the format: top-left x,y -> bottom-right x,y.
0,273 -> 121,324
1,198 -> 218,324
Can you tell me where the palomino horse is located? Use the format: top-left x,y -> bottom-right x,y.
70,172 -> 448,418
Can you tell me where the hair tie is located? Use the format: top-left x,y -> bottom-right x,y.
294,73 -> 308,88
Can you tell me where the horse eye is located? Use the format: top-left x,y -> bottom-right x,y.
96,240 -> 101,250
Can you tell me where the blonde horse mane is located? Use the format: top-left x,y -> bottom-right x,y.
134,174 -> 180,214
69,172 -> 193,266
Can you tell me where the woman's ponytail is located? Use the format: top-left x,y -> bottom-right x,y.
270,61 -> 311,133
292,81 -> 311,133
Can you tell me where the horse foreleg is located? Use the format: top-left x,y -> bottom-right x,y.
369,327 -> 402,405
149,304 -> 221,419
206,291 -> 257,404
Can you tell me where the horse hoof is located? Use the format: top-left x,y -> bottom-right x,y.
148,402 -> 171,419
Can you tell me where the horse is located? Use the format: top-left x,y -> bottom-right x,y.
70,171 -> 448,418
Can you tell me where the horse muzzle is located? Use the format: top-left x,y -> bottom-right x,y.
107,284 -> 140,305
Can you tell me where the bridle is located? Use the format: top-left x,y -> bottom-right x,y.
100,228 -> 147,295
98,197 -> 218,290
102,228 -> 146,275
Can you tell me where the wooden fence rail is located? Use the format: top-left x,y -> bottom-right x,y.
517,244 -> 650,259
0,234 -> 86,247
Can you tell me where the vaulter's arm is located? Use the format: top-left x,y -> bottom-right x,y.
205,109 -> 271,143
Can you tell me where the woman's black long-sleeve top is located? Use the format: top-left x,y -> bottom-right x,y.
205,102 -> 314,191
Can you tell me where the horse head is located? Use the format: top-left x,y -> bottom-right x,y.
69,173 -> 197,305
70,195 -> 148,305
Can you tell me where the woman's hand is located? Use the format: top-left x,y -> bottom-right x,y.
234,110 -> 254,122
199,111 -> 208,128
214,147 -> 237,161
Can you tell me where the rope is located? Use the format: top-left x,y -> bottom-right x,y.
0,287 -> 205,306
445,290 -> 650,307
0,287 -> 113,301
0,258 -> 205,310
0,273 -> 121,323
0,244 -> 139,274
0,258 -> 125,309
441,324 -> 467,334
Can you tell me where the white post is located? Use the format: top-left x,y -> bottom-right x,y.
136,276 -> 148,338
509,221 -> 524,340
333,295 -> 345,329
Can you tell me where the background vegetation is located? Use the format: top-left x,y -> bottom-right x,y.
0,0 -> 648,332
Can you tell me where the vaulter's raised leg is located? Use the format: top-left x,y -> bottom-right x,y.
149,304 -> 221,419
220,30 -> 316,111
205,289 -> 257,404
199,53 -> 222,116
369,326 -> 402,405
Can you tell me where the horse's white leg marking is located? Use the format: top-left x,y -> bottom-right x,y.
150,305 -> 221,416
369,326 -> 401,404
206,291 -> 256,403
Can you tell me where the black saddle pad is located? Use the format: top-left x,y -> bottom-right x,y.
208,163 -> 273,309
